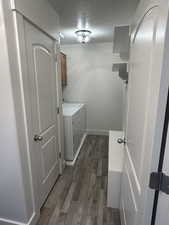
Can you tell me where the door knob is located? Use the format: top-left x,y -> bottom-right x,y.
34,135 -> 43,142
117,138 -> 126,144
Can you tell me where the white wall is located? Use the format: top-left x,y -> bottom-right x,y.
0,0 -> 60,224
0,1 -> 30,223
62,43 -> 124,133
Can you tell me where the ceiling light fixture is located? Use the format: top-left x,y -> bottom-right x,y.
75,30 -> 92,43
59,32 -> 64,39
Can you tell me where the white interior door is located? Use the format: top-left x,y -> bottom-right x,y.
120,1 -> 169,225
24,21 -> 60,207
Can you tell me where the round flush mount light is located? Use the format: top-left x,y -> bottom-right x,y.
75,30 -> 92,43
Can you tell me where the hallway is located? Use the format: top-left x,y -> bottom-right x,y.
37,135 -> 121,225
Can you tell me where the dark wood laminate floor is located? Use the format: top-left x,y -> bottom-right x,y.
37,135 -> 121,225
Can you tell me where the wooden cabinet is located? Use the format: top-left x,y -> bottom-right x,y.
60,52 -> 67,86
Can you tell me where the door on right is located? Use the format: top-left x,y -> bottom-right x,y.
120,1 -> 169,225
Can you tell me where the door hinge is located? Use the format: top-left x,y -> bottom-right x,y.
57,107 -> 60,114
59,152 -> 62,159
149,172 -> 169,195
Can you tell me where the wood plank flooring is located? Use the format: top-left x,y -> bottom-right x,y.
37,135 -> 121,225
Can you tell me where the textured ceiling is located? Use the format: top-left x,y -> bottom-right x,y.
49,0 -> 139,44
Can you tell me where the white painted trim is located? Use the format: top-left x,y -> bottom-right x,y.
0,1 -> 61,224
10,0 -> 59,40
107,130 -> 124,208
0,1 -> 35,222
126,146 -> 141,194
120,146 -> 139,225
86,129 -> 109,136
120,200 -> 127,225
12,11 -> 38,213
66,133 -> 87,166
0,212 -> 39,225
55,40 -> 65,175
11,9 -> 63,220
126,164 -> 138,212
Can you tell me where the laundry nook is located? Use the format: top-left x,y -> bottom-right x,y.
1,0 -> 169,225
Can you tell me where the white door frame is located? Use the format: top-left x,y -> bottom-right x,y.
55,41 -> 65,174
0,1 -> 62,224
150,89 -> 169,225
13,11 -> 64,219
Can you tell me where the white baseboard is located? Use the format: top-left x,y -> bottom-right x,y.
66,133 -> 87,166
86,129 -> 109,136
0,212 -> 39,225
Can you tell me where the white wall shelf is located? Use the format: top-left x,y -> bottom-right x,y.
112,26 -> 130,82
113,26 -> 130,58
112,53 -> 128,65
112,54 -> 128,82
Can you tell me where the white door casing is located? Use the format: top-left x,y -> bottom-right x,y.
120,1 -> 169,225
154,8 -> 169,223
24,20 -> 60,208
155,105 -> 169,225
0,0 -> 61,223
